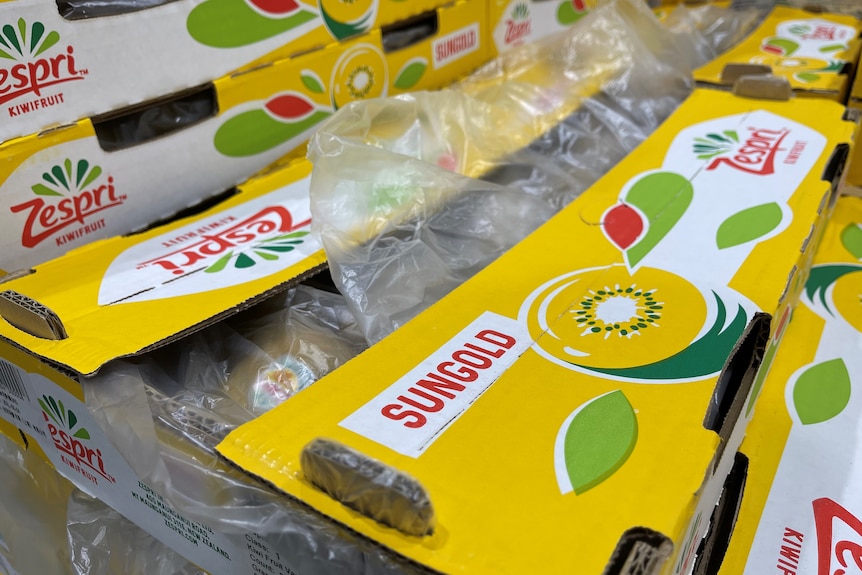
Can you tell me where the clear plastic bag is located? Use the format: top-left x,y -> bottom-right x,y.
0,433 -> 74,575
80,284 -> 423,575
66,489 -> 207,575
307,0 -> 758,344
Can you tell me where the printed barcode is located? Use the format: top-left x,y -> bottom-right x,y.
0,360 -> 28,402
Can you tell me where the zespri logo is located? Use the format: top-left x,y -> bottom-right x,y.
10,159 -> 125,249
136,205 -> 311,277
0,19 -> 85,116
813,498 -> 862,575
504,3 -> 531,46
39,394 -> 116,485
694,127 -> 799,176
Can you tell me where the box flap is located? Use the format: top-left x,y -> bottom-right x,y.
218,90 -> 855,574
694,6 -> 862,95
0,159 -> 326,375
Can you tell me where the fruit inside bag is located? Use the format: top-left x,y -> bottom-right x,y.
307,0 -> 767,345
0,433 -> 74,575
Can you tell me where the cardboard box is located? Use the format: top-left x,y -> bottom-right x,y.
0,0 -> 455,142
488,0 -> 592,56
0,0 -> 488,274
215,89 -> 853,575
844,70 -> 862,188
694,6 -> 862,100
0,158 -> 335,575
716,194 -> 862,575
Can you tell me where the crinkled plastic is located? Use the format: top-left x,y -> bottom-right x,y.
0,433 -> 73,575
307,0 -> 765,345
66,489 -> 207,575
81,285 -> 425,575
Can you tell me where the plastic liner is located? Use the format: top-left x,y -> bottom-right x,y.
0,433 -> 74,575
307,0 -> 764,345
66,489 -> 208,575
80,284 -> 428,575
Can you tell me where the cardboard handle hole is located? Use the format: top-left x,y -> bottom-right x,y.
692,452 -> 749,575
56,0 -> 182,20
0,290 -> 67,340
601,527 -> 673,575
382,11 -> 439,52
92,84 -> 217,152
301,437 -> 436,537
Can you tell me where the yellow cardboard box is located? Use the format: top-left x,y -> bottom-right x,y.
216,89 -> 854,575
0,158 -> 332,575
694,6 -> 862,100
0,0 -> 456,142
0,0 -> 487,273
717,194 -> 862,575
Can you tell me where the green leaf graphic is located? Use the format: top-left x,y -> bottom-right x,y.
0,48 -> 14,60
624,172 -> 693,267
204,252 -> 234,274
214,109 -> 331,157
793,358 -> 851,424
563,390 -> 637,494
72,428 -> 90,440
80,165 -> 102,189
51,165 -> 68,190
38,398 -> 59,425
235,252 -> 256,268
31,184 -> 62,197
394,59 -> 427,90
3,24 -> 21,55
820,43 -> 845,53
33,31 -> 59,57
29,21 -> 44,53
48,396 -> 62,425
716,203 -> 783,249
253,249 -> 280,261
319,0 -> 374,40
557,0 -> 586,25
796,72 -> 820,84
67,408 -> 76,430
17,18 -> 25,47
187,0 -> 317,48
841,224 -> 862,260
257,243 -> 298,253
804,264 -> 862,315
301,71 -> 325,94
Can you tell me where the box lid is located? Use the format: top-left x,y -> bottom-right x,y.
0,158 -> 326,376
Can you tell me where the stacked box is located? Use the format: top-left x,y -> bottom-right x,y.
694,6 -> 862,101
0,0 -> 455,142
217,87 -> 852,575
0,0 -> 488,274
716,195 -> 862,575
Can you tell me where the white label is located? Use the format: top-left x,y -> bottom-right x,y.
340,311 -> 532,457
97,177 -> 320,305
432,23 -> 480,69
